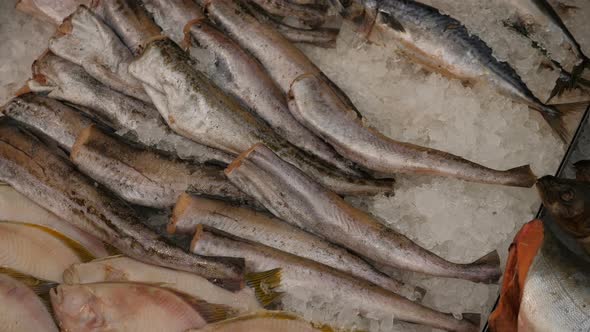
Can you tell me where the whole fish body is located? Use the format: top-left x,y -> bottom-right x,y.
2,93 -> 95,152
28,52 -> 233,165
205,0 -> 537,187
128,38 -> 394,196
225,143 -> 502,283
0,182 -> 109,258
0,273 -> 58,332
51,282 -> 236,332
188,311 -> 329,332
169,193 -> 423,300
517,231 -> 590,331
0,122 -> 244,286
64,255 -> 261,313
0,221 -> 93,283
143,0 -> 363,177
49,5 -> 151,102
70,125 -> 254,208
191,228 -> 480,332
349,0 -> 579,141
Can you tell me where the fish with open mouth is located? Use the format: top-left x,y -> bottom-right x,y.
28,52 -> 233,165
0,221 -> 95,282
191,228 -> 481,332
142,0 -> 362,177
70,125 -> 254,208
129,38 -> 395,195
341,0 -> 586,142
0,122 -> 244,288
536,175 -> 590,254
64,256 -> 261,313
169,193 -> 424,300
0,272 -> 58,332
225,143 -> 502,283
51,282 -> 237,332
49,5 -> 151,102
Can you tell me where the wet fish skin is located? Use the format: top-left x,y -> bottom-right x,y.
574,159 -> 590,182
70,125 -> 254,209
247,0 -> 327,27
188,311 -> 327,332
51,282 -> 234,332
0,122 -> 244,285
518,231 -> 590,331
15,0 -> 92,25
289,74 -> 537,187
351,0 -> 576,141
49,5 -> 151,102
129,38 -> 394,195
225,143 -> 502,283
169,193 -> 423,300
63,256 -> 261,313
0,221 -> 92,283
2,93 -> 95,152
0,273 -> 58,332
536,175 -> 590,252
191,229 -> 480,332
0,183 -> 109,258
29,52 -> 233,165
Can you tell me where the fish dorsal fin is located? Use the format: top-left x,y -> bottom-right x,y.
165,287 -> 238,323
1,221 -> 96,262
245,268 -> 283,307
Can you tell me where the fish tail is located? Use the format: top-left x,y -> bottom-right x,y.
502,164 -> 537,188
463,250 -> 501,284
244,268 -> 284,307
536,101 -> 586,143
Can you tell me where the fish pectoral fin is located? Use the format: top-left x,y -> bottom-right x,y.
376,11 -> 405,33
502,18 -> 531,38
245,268 -> 284,307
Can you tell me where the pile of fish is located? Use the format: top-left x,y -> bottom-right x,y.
0,0 -> 587,331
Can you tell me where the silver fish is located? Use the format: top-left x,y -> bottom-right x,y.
348,0 -> 585,141
288,74 -> 537,187
49,5 -> 151,102
0,221 -> 94,283
28,52 -> 233,165
169,193 -> 423,300
0,273 -> 58,332
2,93 -> 95,152
188,311 -> 331,332
0,183 -> 109,258
129,38 -> 395,196
191,228 -> 481,332
70,125 -> 254,208
518,231 -> 590,331
0,122 -> 244,287
225,143 -> 502,283
143,0 -> 364,177
64,255 -> 261,313
51,282 -> 237,332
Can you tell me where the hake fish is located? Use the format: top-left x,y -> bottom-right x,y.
0,183 -> 109,258
536,175 -> 590,254
129,38 -> 395,195
191,228 -> 481,332
70,125 -> 254,209
2,93 -> 96,152
49,5 -> 151,102
205,0 -> 537,187
144,0 -> 362,177
225,144 -> 502,283
0,122 -> 244,287
29,52 -> 233,165
345,0 -> 584,142
169,193 -> 423,300
64,256 -> 261,313
0,273 -> 58,332
0,221 -> 94,283
51,282 -> 236,332
187,311 -> 331,332
517,231 -> 590,331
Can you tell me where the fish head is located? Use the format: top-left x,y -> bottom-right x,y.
536,175 -> 590,237
51,284 -> 107,330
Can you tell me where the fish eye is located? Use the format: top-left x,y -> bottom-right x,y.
561,189 -> 575,202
